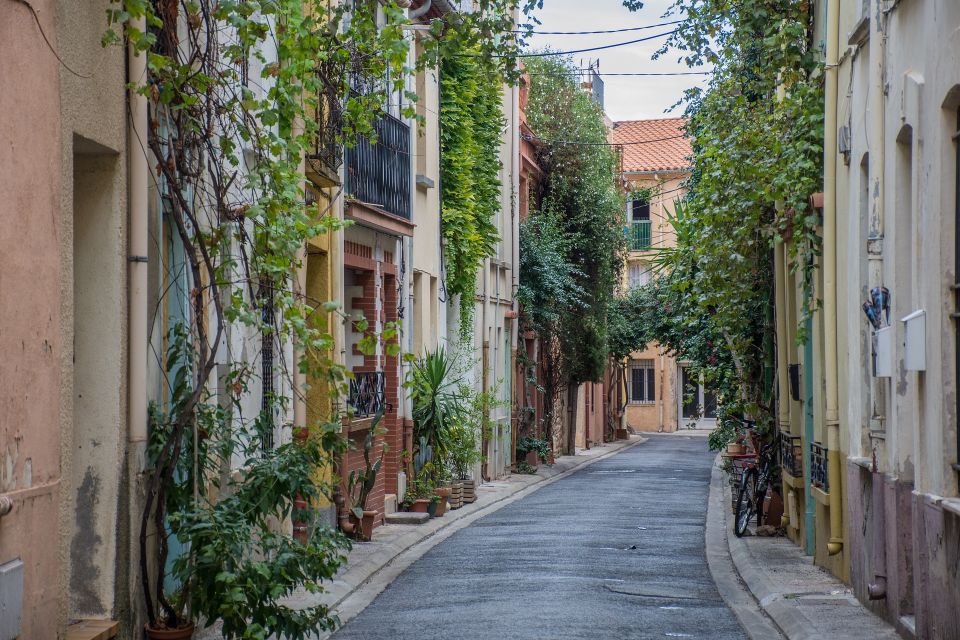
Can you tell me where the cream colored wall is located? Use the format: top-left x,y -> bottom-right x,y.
832,0 -> 960,498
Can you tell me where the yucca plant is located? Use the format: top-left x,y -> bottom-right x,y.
408,348 -> 465,483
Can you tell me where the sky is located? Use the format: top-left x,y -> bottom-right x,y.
525,0 -> 711,122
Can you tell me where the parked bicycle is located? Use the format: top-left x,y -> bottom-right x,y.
732,421 -> 778,538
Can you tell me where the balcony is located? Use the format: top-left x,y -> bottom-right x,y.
810,441 -> 829,492
345,111 -> 411,220
348,371 -> 385,418
780,433 -> 803,478
306,83 -> 344,188
629,220 -> 652,251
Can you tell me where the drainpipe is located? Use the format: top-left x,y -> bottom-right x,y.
774,241 -> 790,526
823,0 -> 843,557
128,15 -> 149,444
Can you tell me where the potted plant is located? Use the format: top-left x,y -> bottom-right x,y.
346,412 -> 386,541
402,466 -> 436,513
517,436 -> 549,468
448,416 -> 482,507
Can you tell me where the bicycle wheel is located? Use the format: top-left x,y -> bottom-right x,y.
734,470 -> 757,538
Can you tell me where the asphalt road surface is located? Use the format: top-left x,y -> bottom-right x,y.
331,435 -> 747,640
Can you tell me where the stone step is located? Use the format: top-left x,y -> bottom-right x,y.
385,512 -> 431,525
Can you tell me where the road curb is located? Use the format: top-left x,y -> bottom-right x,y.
705,457 -> 785,640
318,435 -> 650,637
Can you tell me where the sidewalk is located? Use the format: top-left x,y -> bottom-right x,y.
707,457 -> 903,640
197,435 -> 646,639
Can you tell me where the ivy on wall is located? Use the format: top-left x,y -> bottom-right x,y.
439,46 -> 504,332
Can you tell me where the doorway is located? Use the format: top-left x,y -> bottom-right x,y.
678,366 -> 717,429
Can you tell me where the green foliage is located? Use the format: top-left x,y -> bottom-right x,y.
522,54 -> 627,386
409,348 -> 466,483
517,211 -> 585,333
516,436 -> 549,463
439,45 -> 504,331
448,416 -> 483,480
622,0 -> 824,443
515,461 -> 538,474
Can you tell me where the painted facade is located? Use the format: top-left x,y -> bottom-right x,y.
775,2 -> 960,636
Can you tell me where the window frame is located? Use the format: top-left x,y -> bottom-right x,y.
628,359 -> 656,405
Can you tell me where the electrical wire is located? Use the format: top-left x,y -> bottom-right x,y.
461,29 -> 678,58
514,19 -> 684,35
526,70 -> 711,77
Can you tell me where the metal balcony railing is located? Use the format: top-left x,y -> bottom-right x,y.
345,111 -> 411,219
629,220 -> 652,251
348,371 -> 385,418
780,433 -> 803,478
306,84 -> 344,182
810,441 -> 829,492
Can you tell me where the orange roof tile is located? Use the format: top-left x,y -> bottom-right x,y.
608,117 -> 691,173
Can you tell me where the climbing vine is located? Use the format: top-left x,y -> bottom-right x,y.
439,44 -> 505,333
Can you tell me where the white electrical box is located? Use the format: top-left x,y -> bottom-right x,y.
902,309 -> 926,371
0,558 -> 23,640
875,327 -> 893,377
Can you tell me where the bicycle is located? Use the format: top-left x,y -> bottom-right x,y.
732,422 -> 777,538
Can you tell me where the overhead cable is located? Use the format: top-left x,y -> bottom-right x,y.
514,19 -> 683,35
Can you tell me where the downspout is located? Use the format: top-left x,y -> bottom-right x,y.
128,15 -> 149,445
865,0 -> 889,597
823,0 -> 843,556
774,241 -> 790,527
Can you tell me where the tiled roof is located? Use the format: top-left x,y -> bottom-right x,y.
609,117 -> 691,173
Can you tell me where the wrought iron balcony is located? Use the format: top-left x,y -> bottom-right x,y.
780,433 -> 803,478
629,220 -> 652,251
306,83 -> 344,188
345,111 -> 411,219
810,441 -> 829,492
348,371 -> 385,418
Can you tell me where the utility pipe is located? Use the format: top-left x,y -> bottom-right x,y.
823,0 -> 843,556
128,15 -> 149,444
774,242 -> 790,526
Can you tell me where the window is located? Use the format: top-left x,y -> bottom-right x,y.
629,197 -> 650,221
628,262 -> 652,289
629,360 -> 656,404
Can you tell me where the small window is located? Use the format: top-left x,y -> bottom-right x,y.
628,262 -> 652,289
630,197 -> 650,221
629,359 -> 656,404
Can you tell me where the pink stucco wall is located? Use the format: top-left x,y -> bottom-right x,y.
0,2 -> 66,637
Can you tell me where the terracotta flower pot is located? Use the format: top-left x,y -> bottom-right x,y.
145,622 -> 195,640
524,450 -> 539,467
359,510 -> 377,541
434,488 -> 451,517
338,514 -> 355,535
409,498 -> 431,513
727,442 -> 745,454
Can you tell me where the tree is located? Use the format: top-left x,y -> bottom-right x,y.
521,54 -> 626,454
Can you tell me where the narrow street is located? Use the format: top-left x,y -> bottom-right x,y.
332,436 -> 747,640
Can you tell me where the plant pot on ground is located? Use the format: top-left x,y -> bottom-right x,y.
434,487 -> 451,516
408,499 -> 431,513
352,510 -> 377,542
144,623 -> 196,640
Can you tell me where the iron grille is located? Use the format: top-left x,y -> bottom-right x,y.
345,111 -> 411,219
306,83 -> 344,177
780,433 -> 803,478
810,441 -> 828,492
629,220 -> 652,251
348,371 -> 386,417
